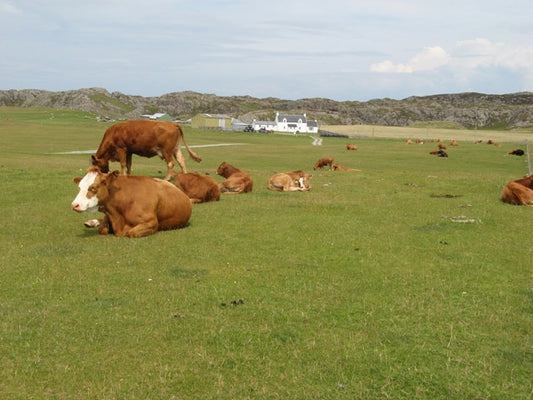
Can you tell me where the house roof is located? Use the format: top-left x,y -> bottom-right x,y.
198,113 -> 232,119
276,113 -> 308,123
141,112 -> 170,120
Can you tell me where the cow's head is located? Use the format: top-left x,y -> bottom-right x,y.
216,161 -> 235,178
71,168 -> 117,212
90,155 -> 109,173
216,162 -> 227,176
298,173 -> 312,191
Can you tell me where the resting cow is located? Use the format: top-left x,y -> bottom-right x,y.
346,144 -> 358,150
91,120 -> 202,180
333,164 -> 361,171
508,149 -> 525,156
173,172 -> 220,203
267,170 -> 312,192
501,175 -> 533,205
216,162 -> 253,193
313,157 -> 334,170
71,167 -> 192,237
430,150 -> 448,157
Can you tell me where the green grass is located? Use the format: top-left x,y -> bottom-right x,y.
0,108 -> 532,399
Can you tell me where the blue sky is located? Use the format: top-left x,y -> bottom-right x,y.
1,0 -> 532,101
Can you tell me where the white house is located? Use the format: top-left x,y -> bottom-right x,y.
140,112 -> 172,121
252,112 -> 319,134
252,120 -> 277,132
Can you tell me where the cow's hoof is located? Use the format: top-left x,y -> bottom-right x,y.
84,219 -> 100,228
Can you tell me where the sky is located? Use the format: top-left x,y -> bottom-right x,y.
1,0 -> 533,101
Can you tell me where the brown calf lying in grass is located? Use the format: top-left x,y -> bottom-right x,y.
216,161 -> 253,194
333,164 -> 361,171
267,170 -> 312,192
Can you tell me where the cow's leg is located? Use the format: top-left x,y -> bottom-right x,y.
163,157 -> 174,180
222,182 -> 245,193
125,220 -> 159,238
97,215 -> 112,235
84,218 -> 103,228
219,183 -> 239,193
174,147 -> 187,173
115,149 -> 128,175
126,152 -> 133,175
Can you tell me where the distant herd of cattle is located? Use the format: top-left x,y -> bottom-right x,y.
71,120 -> 532,237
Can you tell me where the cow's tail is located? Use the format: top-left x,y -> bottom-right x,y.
177,124 -> 202,163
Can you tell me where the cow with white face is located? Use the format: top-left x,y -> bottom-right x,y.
72,167 -> 192,237
72,169 -> 101,213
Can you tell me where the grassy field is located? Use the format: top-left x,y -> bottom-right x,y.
0,107 -> 532,399
322,123 -> 533,143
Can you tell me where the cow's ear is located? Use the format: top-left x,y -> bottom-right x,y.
90,155 -> 96,164
111,170 -> 120,178
73,177 -> 82,184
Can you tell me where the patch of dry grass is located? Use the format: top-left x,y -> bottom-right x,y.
322,124 -> 533,143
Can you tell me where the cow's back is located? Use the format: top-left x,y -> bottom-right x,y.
111,175 -> 192,230
152,178 -> 192,228
100,120 -> 179,156
174,172 -> 221,203
502,176 -> 533,205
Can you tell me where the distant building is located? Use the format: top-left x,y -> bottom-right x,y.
191,113 -> 233,129
252,112 -> 319,134
252,120 -> 276,132
231,120 -> 249,131
140,113 -> 173,121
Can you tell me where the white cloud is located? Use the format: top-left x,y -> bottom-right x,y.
0,1 -> 20,13
0,1 -> 20,15
370,46 -> 450,73
454,38 -> 533,70
371,39 -> 533,75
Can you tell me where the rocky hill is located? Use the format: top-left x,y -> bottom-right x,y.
1,87 -> 533,129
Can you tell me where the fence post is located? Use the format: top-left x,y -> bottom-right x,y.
526,140 -> 532,176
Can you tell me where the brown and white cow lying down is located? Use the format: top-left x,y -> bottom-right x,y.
216,162 -> 253,194
501,175 -> 533,205
91,120 -> 202,180
313,157 -> 334,170
267,170 -> 312,192
346,144 -> 358,150
172,172 -> 220,203
72,167 -> 192,237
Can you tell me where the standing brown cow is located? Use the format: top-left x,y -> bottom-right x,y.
216,162 -> 253,193
91,120 -> 202,180
313,157 -> 334,170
